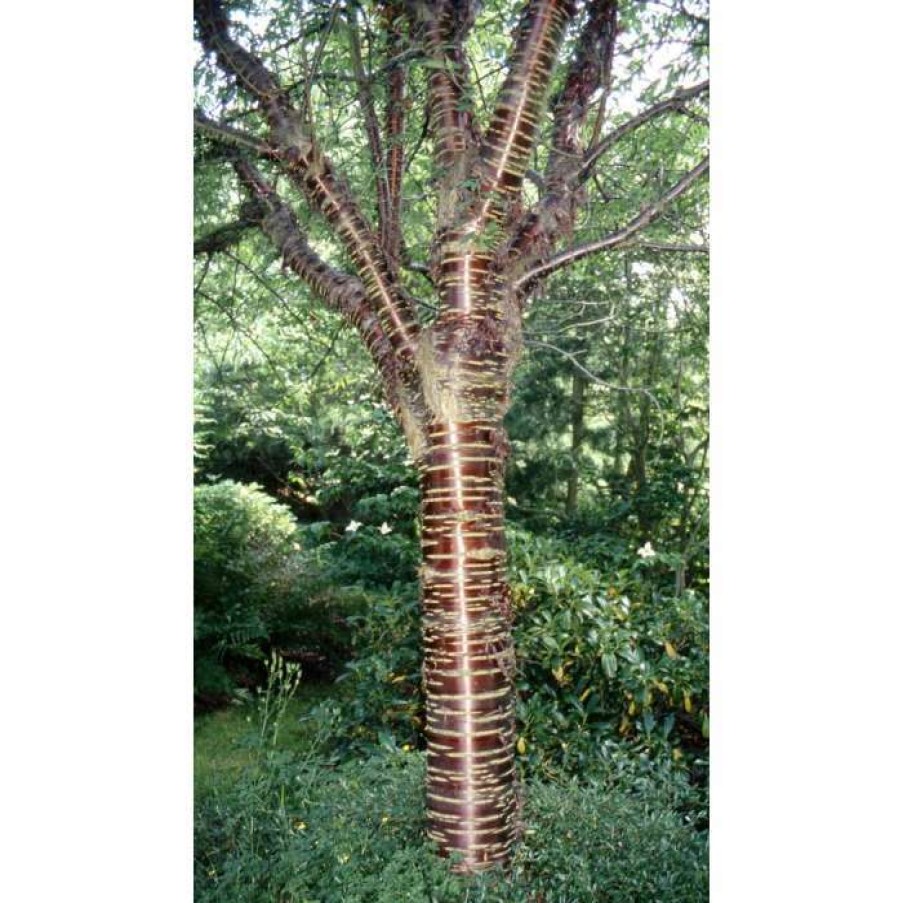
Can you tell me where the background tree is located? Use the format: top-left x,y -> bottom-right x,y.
194,0 -> 708,870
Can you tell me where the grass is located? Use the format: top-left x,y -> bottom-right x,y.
194,678 -> 342,786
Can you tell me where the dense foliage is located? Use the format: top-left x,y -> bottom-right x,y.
195,480 -> 373,699
197,752 -> 707,902
196,674 -> 707,903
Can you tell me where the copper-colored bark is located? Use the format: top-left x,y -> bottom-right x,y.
419,420 -> 515,869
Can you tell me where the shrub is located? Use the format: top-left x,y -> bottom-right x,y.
195,747 -> 708,903
194,480 -> 306,697
321,524 -> 419,588
301,485 -> 421,590
508,525 -> 708,778
330,585 -> 423,753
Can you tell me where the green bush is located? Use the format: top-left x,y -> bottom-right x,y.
195,480 -> 321,697
322,525 -> 419,588
301,486 -> 421,590
195,747 -> 708,903
331,586 -> 423,753
322,525 -> 708,780
508,526 -> 708,779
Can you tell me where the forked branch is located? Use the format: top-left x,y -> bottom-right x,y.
462,0 -> 575,233
231,157 -> 423,445
496,0 -> 617,273
194,0 -> 420,366
579,80 -> 709,183
548,0 -> 618,180
499,77 -> 708,273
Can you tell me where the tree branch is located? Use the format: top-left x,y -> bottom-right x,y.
406,0 -> 480,172
463,0 -> 575,231
525,338 -> 663,417
194,0 -> 295,127
194,0 -> 420,367
579,80 -> 709,182
347,7 -> 392,262
194,110 -> 277,157
516,155 -> 709,287
496,0 -> 617,276
548,0 -> 617,182
194,220 -> 258,256
229,157 -> 425,449
298,1 -> 343,127
196,287 -> 284,375
627,240 -> 708,254
231,159 -> 369,322
382,2 -> 407,262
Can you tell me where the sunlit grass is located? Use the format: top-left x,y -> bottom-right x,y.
194,679 -> 342,786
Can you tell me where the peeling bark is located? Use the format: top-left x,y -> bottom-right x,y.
419,419 -> 515,870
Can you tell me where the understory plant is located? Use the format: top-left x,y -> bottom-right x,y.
196,746 -> 708,903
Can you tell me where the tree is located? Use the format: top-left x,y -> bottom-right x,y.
194,0 -> 708,870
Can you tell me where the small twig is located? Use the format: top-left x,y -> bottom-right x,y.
299,1 -> 343,125
517,156 -> 709,286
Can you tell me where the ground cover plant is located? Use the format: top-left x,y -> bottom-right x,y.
195,661 -> 708,902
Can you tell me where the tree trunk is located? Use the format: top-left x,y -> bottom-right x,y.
418,417 -> 516,869
565,370 -> 587,518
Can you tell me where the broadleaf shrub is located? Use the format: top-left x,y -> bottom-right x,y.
323,524 -> 708,782
327,586 -> 423,753
508,525 -> 708,778
196,480 -> 365,698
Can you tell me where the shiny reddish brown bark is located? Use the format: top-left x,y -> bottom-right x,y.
419,419 -> 515,868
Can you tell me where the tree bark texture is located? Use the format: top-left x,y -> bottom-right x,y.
419,419 -> 515,867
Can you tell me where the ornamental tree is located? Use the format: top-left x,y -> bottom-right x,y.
194,0 -> 708,871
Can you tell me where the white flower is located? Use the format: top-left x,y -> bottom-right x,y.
379,521 -> 393,535
637,541 -> 656,559
345,520 -> 362,533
